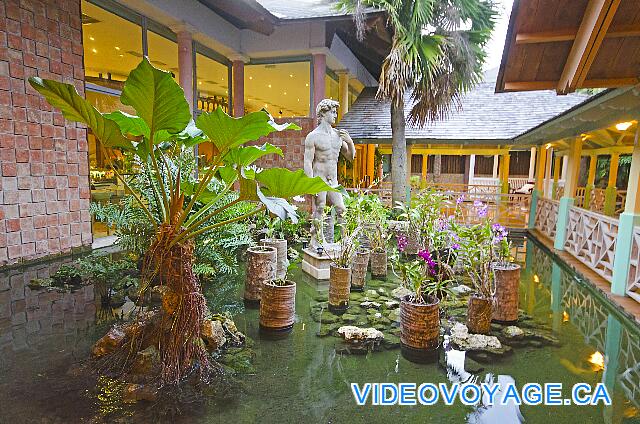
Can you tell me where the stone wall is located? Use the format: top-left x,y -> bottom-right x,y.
0,0 -> 91,266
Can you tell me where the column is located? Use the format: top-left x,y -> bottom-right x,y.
529,144 -> 548,229
500,153 -> 510,194
434,154 -> 442,183
528,147 -> 536,181
492,154 -> 499,179
611,127 -> 640,295
421,154 -> 428,184
337,70 -> 349,121
231,56 -> 248,117
367,144 -> 375,186
554,138 -> 582,250
552,155 -> 562,200
176,30 -> 194,112
312,50 -> 326,119
584,154 -> 597,209
604,152 -> 620,216
561,154 -> 569,183
544,147 -> 554,198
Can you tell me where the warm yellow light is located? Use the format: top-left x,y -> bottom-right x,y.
283,92 -> 287,95
305,83 -> 309,87
616,121 -> 633,131
289,74 -> 293,77
92,48 -> 97,53
533,274 -> 539,283
89,36 -> 94,41
249,76 -> 253,80
588,351 -> 605,371
545,143 -> 552,150
268,84 -> 272,88
563,311 -> 569,322
198,81 -> 202,85
114,46 -> 120,51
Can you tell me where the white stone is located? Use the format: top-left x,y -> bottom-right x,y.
451,285 -> 472,295
391,286 -> 412,300
360,301 -> 381,309
338,326 -> 384,342
385,300 -> 400,309
502,326 -> 524,338
450,323 -> 502,350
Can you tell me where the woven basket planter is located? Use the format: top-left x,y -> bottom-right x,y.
400,295 -> 440,351
260,280 -> 296,333
370,250 -> 387,279
467,295 -> 493,334
351,248 -> 370,292
329,264 -> 351,314
244,246 -> 276,305
492,264 -> 521,323
261,238 -> 288,281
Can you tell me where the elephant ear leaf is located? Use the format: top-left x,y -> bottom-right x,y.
255,168 -> 336,199
121,57 -> 192,138
28,77 -> 134,151
224,143 -> 283,167
257,188 -> 298,223
196,108 -> 300,152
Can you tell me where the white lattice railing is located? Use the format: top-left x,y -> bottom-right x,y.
534,197 -> 559,240
563,207 -> 619,282
626,227 -> 640,303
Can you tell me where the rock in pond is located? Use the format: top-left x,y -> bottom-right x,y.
450,323 -> 509,355
202,319 -> 227,351
391,287 -> 412,300
338,326 -> 384,342
385,300 -> 400,309
502,326 -> 524,339
360,301 -> 381,309
92,327 -> 125,358
364,289 -> 380,299
123,383 -> 157,403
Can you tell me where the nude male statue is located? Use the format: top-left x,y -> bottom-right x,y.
303,99 -> 356,244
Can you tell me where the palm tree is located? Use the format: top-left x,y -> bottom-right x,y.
339,0 -> 497,204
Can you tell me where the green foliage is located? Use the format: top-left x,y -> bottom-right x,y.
345,193 -> 390,252
76,254 -> 139,292
254,212 -> 310,243
51,264 -> 84,286
456,213 -> 496,298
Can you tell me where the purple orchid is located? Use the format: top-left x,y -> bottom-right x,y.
397,234 -> 408,252
418,249 -> 437,275
456,194 -> 465,205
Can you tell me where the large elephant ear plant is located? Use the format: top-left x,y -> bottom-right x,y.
29,57 -> 334,385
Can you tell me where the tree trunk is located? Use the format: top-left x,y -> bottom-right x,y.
391,96 -> 407,205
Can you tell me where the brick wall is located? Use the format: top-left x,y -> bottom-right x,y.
0,0 -> 91,267
255,117 -> 314,170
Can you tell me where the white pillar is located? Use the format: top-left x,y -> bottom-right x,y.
469,154 -> 476,185
544,148 -> 554,197
528,147 -> 536,181
492,155 -> 499,178
561,154 -> 569,185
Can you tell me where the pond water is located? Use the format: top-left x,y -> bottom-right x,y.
1,237 -> 639,423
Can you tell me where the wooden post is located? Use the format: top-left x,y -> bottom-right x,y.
421,154 -> 428,185
604,152 -> 620,216
500,153 -> 510,194
554,138 -> 582,250
612,126 -> 640,295
529,144 -> 548,229
176,29 -> 194,113
231,57 -> 247,117
552,155 -> 562,200
312,51 -> 326,120
584,154 -> 597,208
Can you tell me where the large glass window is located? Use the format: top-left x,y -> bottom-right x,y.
196,52 -> 229,114
148,30 -> 180,82
325,74 -> 339,101
245,61 -> 310,117
82,0 -> 142,90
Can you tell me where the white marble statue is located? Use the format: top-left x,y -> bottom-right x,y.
303,99 -> 356,246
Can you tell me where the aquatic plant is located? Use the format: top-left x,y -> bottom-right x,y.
30,57 -> 334,386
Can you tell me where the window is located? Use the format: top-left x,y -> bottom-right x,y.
82,0 -> 142,90
475,155 -> 495,176
245,61 -> 310,117
325,74 -> 339,101
196,51 -> 229,114
147,30 -> 180,82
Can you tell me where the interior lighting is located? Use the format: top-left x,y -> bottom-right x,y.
283,92 -> 287,95
115,46 -> 120,51
289,74 -> 293,77
588,351 -> 605,371
305,83 -> 309,87
92,48 -> 97,53
562,311 -> 569,322
89,36 -> 94,41
268,84 -> 272,88
533,274 -> 539,283
545,143 -> 551,150
616,121 -> 633,131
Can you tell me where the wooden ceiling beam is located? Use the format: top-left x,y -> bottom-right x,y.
503,77 -> 638,92
516,24 -> 640,44
557,0 -> 621,95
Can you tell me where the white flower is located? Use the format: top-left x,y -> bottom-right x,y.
293,195 -> 305,202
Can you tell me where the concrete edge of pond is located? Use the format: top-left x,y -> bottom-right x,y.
528,229 -> 640,331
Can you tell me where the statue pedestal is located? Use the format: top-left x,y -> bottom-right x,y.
301,245 -> 339,280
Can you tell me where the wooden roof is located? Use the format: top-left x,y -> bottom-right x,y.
496,0 -> 640,94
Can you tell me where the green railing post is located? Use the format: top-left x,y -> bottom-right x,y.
604,186 -> 617,216
528,190 -> 539,229
554,196 -> 574,250
583,184 -> 594,209
611,212 -> 640,295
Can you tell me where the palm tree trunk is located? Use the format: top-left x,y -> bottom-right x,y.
391,95 -> 407,205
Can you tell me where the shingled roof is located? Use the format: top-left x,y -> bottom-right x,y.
337,80 -> 591,143
256,0 -> 367,20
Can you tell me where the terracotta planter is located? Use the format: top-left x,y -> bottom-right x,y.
260,280 -> 296,333
493,264 -> 521,323
467,295 -> 493,334
400,295 -> 440,351
244,246 -> 276,305
261,238 -> 288,281
329,264 -> 351,314
351,249 -> 370,292
370,250 -> 387,279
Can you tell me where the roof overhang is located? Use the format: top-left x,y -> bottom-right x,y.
496,0 -> 640,94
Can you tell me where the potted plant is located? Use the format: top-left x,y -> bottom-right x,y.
260,261 -> 298,333
245,245 -> 277,306
365,214 -> 390,279
458,201 -> 496,334
325,226 -> 360,314
491,224 -> 520,323
350,247 -> 370,291
261,217 -> 289,281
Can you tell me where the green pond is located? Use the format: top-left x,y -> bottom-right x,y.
1,236 -> 639,423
